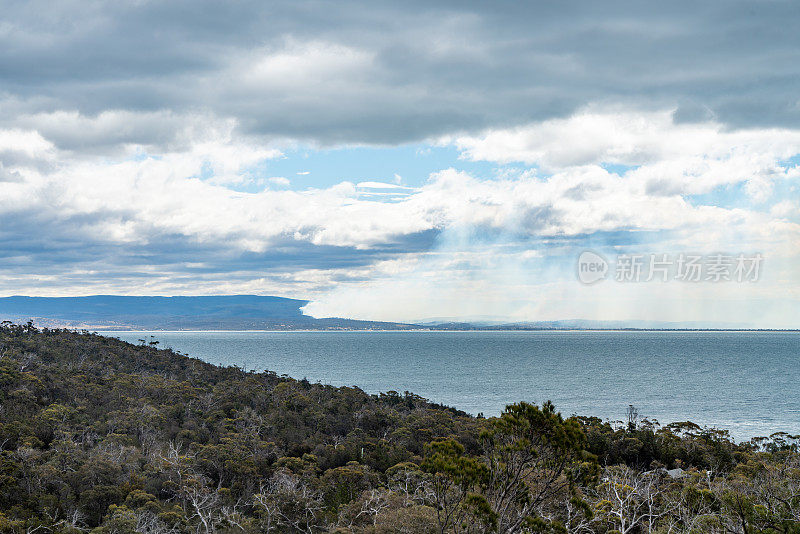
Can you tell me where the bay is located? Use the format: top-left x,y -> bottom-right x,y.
105,330 -> 800,441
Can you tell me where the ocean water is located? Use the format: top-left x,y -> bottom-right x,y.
105,330 -> 800,441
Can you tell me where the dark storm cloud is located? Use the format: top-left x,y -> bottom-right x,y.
1,0 -> 799,150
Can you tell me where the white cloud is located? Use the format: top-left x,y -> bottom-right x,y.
3,110 -> 798,255
771,200 -> 798,219
446,109 -> 800,201
0,128 -> 54,156
267,176 -> 290,186
356,181 -> 413,189
1,109 -> 799,326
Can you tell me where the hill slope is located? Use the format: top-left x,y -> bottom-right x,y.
0,324 -> 796,533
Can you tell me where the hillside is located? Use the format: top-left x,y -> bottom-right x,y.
0,323 -> 798,533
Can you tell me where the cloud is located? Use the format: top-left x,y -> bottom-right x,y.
1,110 -> 798,322
268,176 -> 290,187
1,2 -> 799,325
447,109 -> 800,201
0,162 -> 22,183
356,181 -> 413,189
771,200 -> 800,219
1,1 -> 799,149
306,112 -> 800,325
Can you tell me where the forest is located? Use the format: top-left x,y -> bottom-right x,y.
0,322 -> 798,533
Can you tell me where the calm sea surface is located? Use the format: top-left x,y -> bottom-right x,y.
104,330 -> 799,441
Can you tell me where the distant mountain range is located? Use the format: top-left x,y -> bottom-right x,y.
0,295 -> 414,330
0,295 -> 765,331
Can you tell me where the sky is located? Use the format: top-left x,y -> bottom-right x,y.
1,0 -> 799,327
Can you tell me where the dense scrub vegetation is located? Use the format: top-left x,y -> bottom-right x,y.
0,322 -> 798,533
